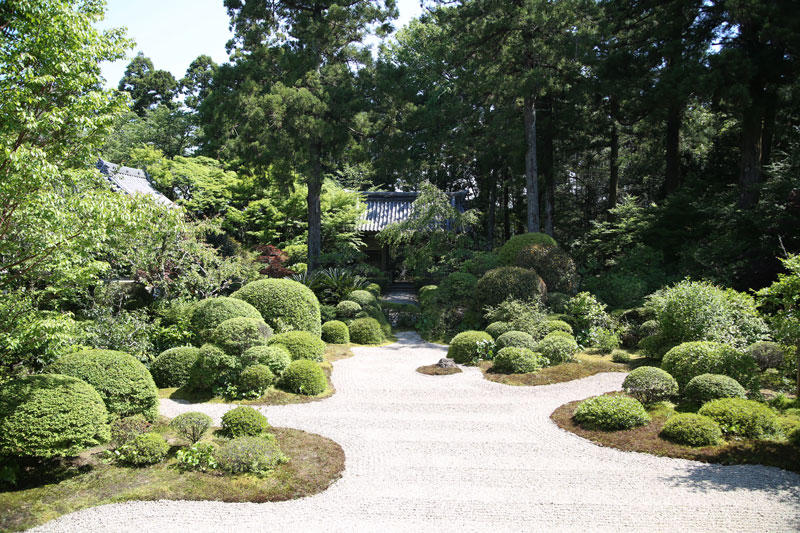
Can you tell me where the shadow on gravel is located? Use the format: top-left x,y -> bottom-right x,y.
663,462 -> 800,504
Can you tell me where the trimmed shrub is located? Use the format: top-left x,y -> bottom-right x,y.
661,341 -> 759,390
346,289 -> 378,309
0,374 -> 110,458
611,350 -> 632,363
119,432 -> 169,466
267,331 -> 326,361
243,345 -> 292,376
336,300 -> 361,319
189,344 -> 239,391
536,333 -> 579,364
210,317 -> 272,355
746,341 -> 785,371
515,244 -> 578,294
170,412 -> 212,444
493,347 -> 545,374
448,330 -> 494,364
190,297 -> 263,341
486,321 -> 514,339
214,436 -> 286,475
110,415 -> 151,448
366,283 -> 382,296
476,267 -> 547,310
460,251 -> 500,277
661,413 -> 723,446
622,366 -> 678,404
495,330 -> 537,353
498,233 -> 558,265
418,285 -> 439,307
238,364 -> 275,395
544,320 -> 573,335
639,319 -> 660,339
547,292 -> 570,314
232,278 -> 321,337
149,346 -> 200,388
281,359 -> 327,395
439,272 -> 478,303
322,320 -> 350,344
49,349 -> 159,420
221,406 -> 270,437
573,395 -> 651,431
348,317 -> 384,345
684,374 -> 747,405
698,398 -> 780,439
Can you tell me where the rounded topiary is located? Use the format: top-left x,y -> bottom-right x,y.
346,289 -> 378,309
348,317 -> 384,345
698,398 -> 780,439
544,320 -> 573,335
418,285 -> 439,307
498,233 -> 558,265
210,317 -> 273,355
536,333 -> 579,364
746,341 -> 785,371
438,272 -> 478,303
485,321 -> 514,339
0,374 -> 110,458
573,394 -> 651,431
189,344 -> 239,391
366,282 -> 382,296
336,300 -> 362,319
49,349 -> 159,420
622,366 -> 679,404
121,432 -> 169,466
149,346 -> 200,388
638,319 -> 660,339
611,349 -> 632,363
684,374 -> 747,405
514,244 -> 578,294
661,341 -> 759,390
190,296 -> 263,341
232,278 -> 321,337
221,406 -> 270,437
476,267 -> 547,309
492,347 -> 545,374
281,359 -> 327,395
169,412 -> 212,444
660,413 -> 723,447
242,345 -> 292,376
214,436 -> 285,474
266,331 -> 326,361
322,320 -> 350,344
495,330 -> 537,352
238,364 -> 275,394
448,330 -> 494,364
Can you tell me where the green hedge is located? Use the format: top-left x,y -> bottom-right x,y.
267,331 -> 326,361
492,347 -> 545,374
242,345 -> 292,376
346,289 -> 378,309
190,297 -> 263,341
149,346 -> 200,388
536,333 -> 579,364
683,374 -> 747,405
622,366 -> 678,404
661,341 -> 759,390
189,344 -> 239,391
476,267 -> 546,309
497,233 -> 558,265
119,432 -> 169,466
573,395 -> 650,431
281,359 -> 327,395
214,436 -> 285,474
238,364 -> 275,394
485,321 -> 514,339
495,330 -> 537,352
336,300 -> 361,319
514,244 -> 577,294
660,413 -> 723,446
232,279 -> 321,337
322,320 -> 350,344
210,317 -> 272,355
349,317 -> 384,345
221,406 -> 270,437
698,398 -> 779,439
448,330 -> 493,364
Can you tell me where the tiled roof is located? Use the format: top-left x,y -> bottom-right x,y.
97,158 -> 176,208
359,190 -> 467,232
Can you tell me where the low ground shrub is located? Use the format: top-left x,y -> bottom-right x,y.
514,244 -> 578,294
242,345 -> 292,376
214,436 -> 286,475
346,289 -> 378,309
476,267 -> 547,309
170,412 -> 212,443
118,432 -> 169,466
683,374 -> 747,405
149,346 -> 200,388
448,330 -> 493,364
544,320 -> 573,335
222,406 -> 270,437
622,366 -> 678,404
495,330 -> 537,352
611,349 -> 631,363
698,398 -> 780,439
238,364 -> 275,395
322,320 -> 350,344
536,333 -> 579,364
189,297 -> 263,341
110,415 -> 150,448
348,317 -> 384,345
746,341 -> 785,371
573,395 -> 651,431
232,278 -> 321,336
210,317 -> 272,355
267,331 -> 326,361
660,413 -> 723,446
492,347 -> 546,374
176,442 -> 217,472
588,326 -> 621,353
281,359 -> 327,395
661,341 -> 759,390
336,300 -> 361,319
485,321 -> 514,339
497,233 -> 557,265
189,344 -> 239,391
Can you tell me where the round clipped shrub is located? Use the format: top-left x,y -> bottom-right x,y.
684,374 -> 747,405
573,395 -> 651,431
448,330 -> 493,364
746,341 -> 785,371
169,412 -> 212,444
232,278 -> 321,336
492,347 -> 545,374
698,398 -> 780,439
0,374 -> 110,458
418,285 -> 439,307
149,346 -> 200,388
120,432 -> 169,466
214,436 -> 285,474
485,321 -> 514,339
639,319 -> 660,339
495,330 -> 537,352
476,267 -> 547,309
49,349 -> 158,420
266,331 -> 326,361
242,345 -> 292,376
221,406 -> 270,437
498,233 -> 558,265
210,317 -> 272,355
320,304 -> 336,323
189,344 -> 239,391
281,359 -> 327,395
322,320 -> 350,344
622,366 -> 679,404
366,282 -> 381,296
536,333 -> 579,364
346,289 -> 378,309
544,320 -> 573,335
190,297 -> 263,341
238,364 -> 275,394
661,413 -> 723,446
348,317 -> 384,345
661,341 -> 759,390
611,349 -> 632,363
515,244 -> 578,294
438,272 -> 478,303
336,300 -> 362,319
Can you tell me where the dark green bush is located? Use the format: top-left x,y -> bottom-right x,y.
536,332 -> 579,364
0,374 -> 110,458
544,320 -> 573,335
698,398 -> 780,439
492,347 -> 545,373
366,282 -> 381,296
660,413 -> 723,446
476,267 -> 547,310
611,349 -> 632,363
573,395 -> 651,431
459,251 -> 500,277
746,341 -> 785,371
190,297 -> 263,341
118,432 -> 169,466
221,406 -> 270,437
322,320 -> 350,344
438,272 -> 478,303
588,326 -> 621,354
448,330 -> 493,364
514,244 -> 578,294
336,300 -> 361,319
49,349 -> 159,420
266,331 -> 326,361
238,364 -> 275,395
565,292 -> 612,342
418,285 -> 439,307
242,345 -> 292,376
214,436 -> 286,475
684,374 -> 747,405
210,317 -> 272,356
232,279 -> 321,337
169,412 -> 212,444
495,330 -> 537,352
110,414 -> 151,448
320,304 -> 337,323
189,344 -> 239,391
281,359 -> 327,395
547,292 -> 570,314
583,272 -> 648,310
622,366 -> 678,404
661,341 -> 759,390
346,289 -> 378,309
348,317 -> 384,345
149,346 -> 200,388
485,321 -> 513,339
639,319 -> 660,338
497,233 -> 557,265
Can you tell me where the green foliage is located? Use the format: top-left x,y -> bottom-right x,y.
238,365 -> 276,396
169,412 -> 212,444
622,367 -> 679,404
189,344 -> 239,392
348,318 -> 384,345
210,317 -> 272,356
346,290 -> 378,309
110,415 -> 150,448
661,341 -> 759,391
514,244 -> 578,294
573,395 -> 651,431
660,414 -> 723,447
447,331 -> 493,365
221,406 -> 270,438
176,442 -> 218,472
336,300 -> 362,319
583,272 -> 649,310
497,233 -> 558,266
544,320 -> 573,335
698,398 -> 780,439
267,331 -> 326,361
213,436 -> 286,475
232,279 -> 321,336
80,304 -> 158,364
588,327 -> 621,354
116,433 -> 169,466
149,346 -> 200,388
484,298 -> 549,340
0,374 -> 110,458
294,267 -> 369,305
684,374 -> 747,405
189,297 -> 263,342
366,283 -> 381,296
495,331 -> 537,352
477,267 -> 547,311
460,252 -> 500,278
281,359 -> 327,395
438,272 -> 478,304
49,349 -> 159,420
536,333 -> 579,364
746,341 -> 786,372
322,321 -> 350,344
492,347 -> 545,374
242,345 -> 292,376
611,349 -> 631,363
547,292 -> 570,314
320,304 -> 336,323
118,52 -> 178,114
485,321 -> 514,339
565,292 -> 612,343
418,285 -> 439,307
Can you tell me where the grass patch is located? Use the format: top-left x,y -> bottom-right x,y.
416,364 -> 462,376
551,397 -> 800,475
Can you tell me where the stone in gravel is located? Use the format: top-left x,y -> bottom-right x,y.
436,357 -> 457,368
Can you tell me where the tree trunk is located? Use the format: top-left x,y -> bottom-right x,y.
738,89 -> 764,209
541,99 -> 555,237
664,102 -> 682,196
609,115 -> 619,213
307,142 -> 323,271
487,168 -> 497,250
523,94 -> 540,233
760,87 -> 777,168
502,178 -> 510,242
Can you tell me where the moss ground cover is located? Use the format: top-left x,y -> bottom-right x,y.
480,350 -> 643,386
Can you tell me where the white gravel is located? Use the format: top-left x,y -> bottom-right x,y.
33,332 -> 800,532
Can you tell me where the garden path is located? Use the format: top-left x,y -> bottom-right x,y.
35,332 -> 800,532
